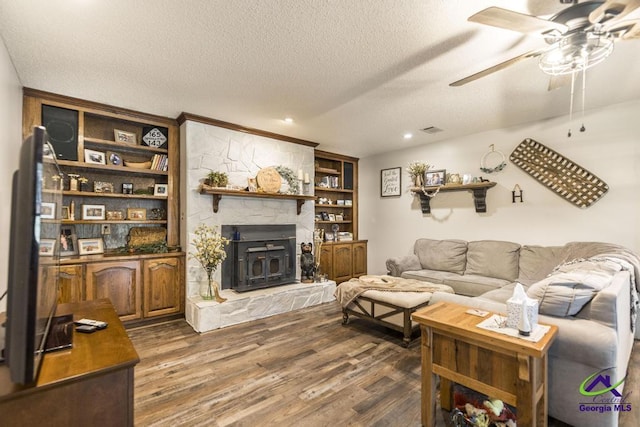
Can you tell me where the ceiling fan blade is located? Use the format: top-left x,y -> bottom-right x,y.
548,74 -> 572,91
469,7 -> 568,36
450,49 -> 544,87
589,0 -> 640,24
605,19 -> 640,39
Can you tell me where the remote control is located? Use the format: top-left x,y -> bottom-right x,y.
76,325 -> 97,333
75,318 -> 108,329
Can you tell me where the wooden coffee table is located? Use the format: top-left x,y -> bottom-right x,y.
412,301 -> 558,427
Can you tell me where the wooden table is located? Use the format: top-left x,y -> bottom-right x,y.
412,301 -> 558,427
0,299 -> 140,426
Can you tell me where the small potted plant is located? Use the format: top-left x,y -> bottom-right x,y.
205,170 -> 229,188
407,161 -> 431,187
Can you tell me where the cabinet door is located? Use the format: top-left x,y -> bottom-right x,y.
352,242 -> 367,278
332,243 -> 353,284
57,264 -> 84,303
319,245 -> 333,280
143,257 -> 182,318
85,261 -> 142,321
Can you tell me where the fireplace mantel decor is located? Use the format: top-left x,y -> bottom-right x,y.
200,187 -> 315,214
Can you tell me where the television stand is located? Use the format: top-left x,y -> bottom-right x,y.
0,299 -> 140,426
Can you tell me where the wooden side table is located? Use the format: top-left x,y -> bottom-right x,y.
412,301 -> 558,427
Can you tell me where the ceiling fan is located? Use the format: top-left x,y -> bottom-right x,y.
450,0 -> 640,87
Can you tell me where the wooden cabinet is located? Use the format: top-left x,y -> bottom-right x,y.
22,88 -> 185,324
86,260 -> 142,321
57,264 -> 84,303
143,257 -> 183,318
319,240 -> 368,284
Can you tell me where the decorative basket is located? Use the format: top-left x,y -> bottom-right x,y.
125,160 -> 152,169
127,227 -> 167,247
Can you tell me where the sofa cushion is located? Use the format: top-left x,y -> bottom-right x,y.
400,269 -> 458,284
517,245 -> 564,285
526,258 -> 622,317
442,274 -> 511,297
464,240 -> 521,281
414,238 -> 467,274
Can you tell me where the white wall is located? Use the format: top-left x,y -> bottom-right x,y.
0,37 -> 23,311
360,100 -> 640,275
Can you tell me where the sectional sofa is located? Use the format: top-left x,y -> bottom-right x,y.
386,238 -> 639,427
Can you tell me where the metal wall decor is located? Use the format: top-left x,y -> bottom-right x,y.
509,138 -> 608,208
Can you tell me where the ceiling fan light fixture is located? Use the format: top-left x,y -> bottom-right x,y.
539,31 -> 614,75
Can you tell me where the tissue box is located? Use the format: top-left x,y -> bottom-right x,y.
506,298 -> 539,329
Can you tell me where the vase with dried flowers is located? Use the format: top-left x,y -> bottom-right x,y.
190,224 -> 230,302
407,161 -> 431,187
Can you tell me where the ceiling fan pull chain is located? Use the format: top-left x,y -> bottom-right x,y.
580,67 -> 587,132
568,71 -> 576,137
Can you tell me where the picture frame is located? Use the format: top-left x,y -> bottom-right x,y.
425,169 -> 446,186
41,202 -> 56,219
106,210 -> 124,220
127,208 -> 147,220
335,214 -> 344,221
94,181 -> 115,193
122,183 -> 133,194
320,211 -> 330,221
82,204 -> 106,220
61,206 -> 70,220
114,129 -> 137,144
78,238 -> 105,255
381,167 -> 401,197
39,239 -> 56,256
59,225 -> 78,256
106,151 -> 123,166
84,148 -> 106,165
154,183 -> 168,196
328,213 -> 336,222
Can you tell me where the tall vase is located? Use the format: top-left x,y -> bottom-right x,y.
201,266 -> 227,303
414,174 -> 424,187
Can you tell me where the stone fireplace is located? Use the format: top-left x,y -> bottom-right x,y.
221,224 -> 296,292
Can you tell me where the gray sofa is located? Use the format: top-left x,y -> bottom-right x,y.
386,238 -> 640,427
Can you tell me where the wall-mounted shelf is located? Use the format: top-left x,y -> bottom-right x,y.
199,187 -> 315,214
411,182 -> 496,214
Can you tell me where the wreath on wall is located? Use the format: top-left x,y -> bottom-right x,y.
275,166 -> 299,194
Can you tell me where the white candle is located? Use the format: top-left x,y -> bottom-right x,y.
297,169 -> 303,180
304,173 -> 310,184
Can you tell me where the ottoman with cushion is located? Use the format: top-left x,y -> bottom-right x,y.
334,275 -> 454,346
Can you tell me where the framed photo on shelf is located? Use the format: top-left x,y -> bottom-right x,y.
59,225 -> 78,256
39,239 -> 56,256
114,129 -> 137,144
78,238 -> 104,255
94,181 -> 115,193
41,202 -> 56,219
127,208 -> 147,221
328,213 -> 336,222
82,204 -> 106,220
122,183 -> 133,194
154,183 -> 168,196
320,211 -> 330,221
61,206 -> 70,220
380,167 -> 401,197
335,214 -> 344,221
84,148 -> 106,165
425,169 -> 446,186
106,210 -> 124,220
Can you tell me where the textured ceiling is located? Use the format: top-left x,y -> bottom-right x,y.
1,0 -> 639,158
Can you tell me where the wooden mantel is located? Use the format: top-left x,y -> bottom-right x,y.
199,187 -> 316,214
411,182 -> 497,214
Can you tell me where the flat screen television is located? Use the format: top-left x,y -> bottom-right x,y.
1,125 -> 63,384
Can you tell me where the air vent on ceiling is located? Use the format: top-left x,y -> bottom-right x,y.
420,126 -> 443,134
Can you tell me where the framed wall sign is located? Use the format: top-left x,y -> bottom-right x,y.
381,167 -> 401,197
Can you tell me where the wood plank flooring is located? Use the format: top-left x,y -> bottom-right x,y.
128,301 -> 639,427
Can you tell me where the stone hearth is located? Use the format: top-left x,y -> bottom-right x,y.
185,281 -> 336,333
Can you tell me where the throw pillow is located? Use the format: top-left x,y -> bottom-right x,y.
526,258 -> 621,317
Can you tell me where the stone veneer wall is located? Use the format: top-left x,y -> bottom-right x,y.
180,119 -> 316,298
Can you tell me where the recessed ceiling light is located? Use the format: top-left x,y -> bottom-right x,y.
403,133 -> 413,139
283,117 -> 294,124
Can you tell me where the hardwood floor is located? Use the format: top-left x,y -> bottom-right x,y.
129,302 -> 639,427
